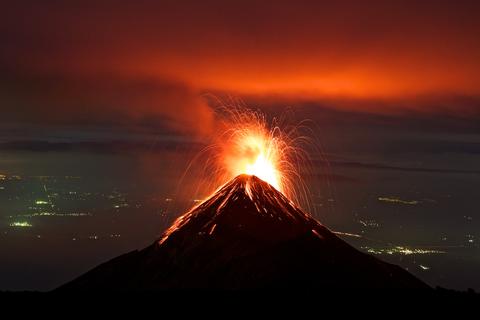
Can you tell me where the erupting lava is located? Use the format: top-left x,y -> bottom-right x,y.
245,152 -> 280,190
182,104 -> 316,211
224,124 -> 282,191
180,104 -> 320,210
217,107 -> 310,200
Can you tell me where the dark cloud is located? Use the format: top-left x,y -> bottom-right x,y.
0,139 -> 205,154
0,71 -> 214,136
250,95 -> 480,129
380,139 -> 480,156
319,160 -> 480,175
316,173 -> 361,184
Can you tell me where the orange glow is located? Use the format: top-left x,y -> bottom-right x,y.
6,1 -> 480,127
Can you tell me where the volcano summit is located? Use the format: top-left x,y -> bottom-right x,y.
60,175 -> 429,290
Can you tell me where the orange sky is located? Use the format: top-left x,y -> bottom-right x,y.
2,1 -> 480,133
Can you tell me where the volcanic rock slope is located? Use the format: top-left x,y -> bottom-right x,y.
60,174 -> 429,290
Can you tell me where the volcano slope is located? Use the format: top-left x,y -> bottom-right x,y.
59,174 -> 429,290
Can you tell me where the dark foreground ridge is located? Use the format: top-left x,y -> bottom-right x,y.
59,174 -> 430,290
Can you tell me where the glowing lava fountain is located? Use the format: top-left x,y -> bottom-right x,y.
223,120 -> 283,191
181,104 -> 318,212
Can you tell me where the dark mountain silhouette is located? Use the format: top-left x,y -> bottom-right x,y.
59,174 -> 429,290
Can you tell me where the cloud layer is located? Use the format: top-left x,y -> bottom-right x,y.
1,0 -> 480,134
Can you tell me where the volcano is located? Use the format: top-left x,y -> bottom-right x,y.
60,175 -> 429,290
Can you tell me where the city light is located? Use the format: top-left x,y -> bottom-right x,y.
362,246 -> 445,255
9,221 -> 33,228
378,197 -> 419,205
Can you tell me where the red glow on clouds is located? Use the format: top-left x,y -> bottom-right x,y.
1,1 -> 480,133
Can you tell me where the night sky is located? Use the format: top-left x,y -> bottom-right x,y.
1,1 -> 479,291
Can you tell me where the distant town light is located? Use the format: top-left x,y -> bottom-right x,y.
378,197 -> 418,205
9,221 -> 33,227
